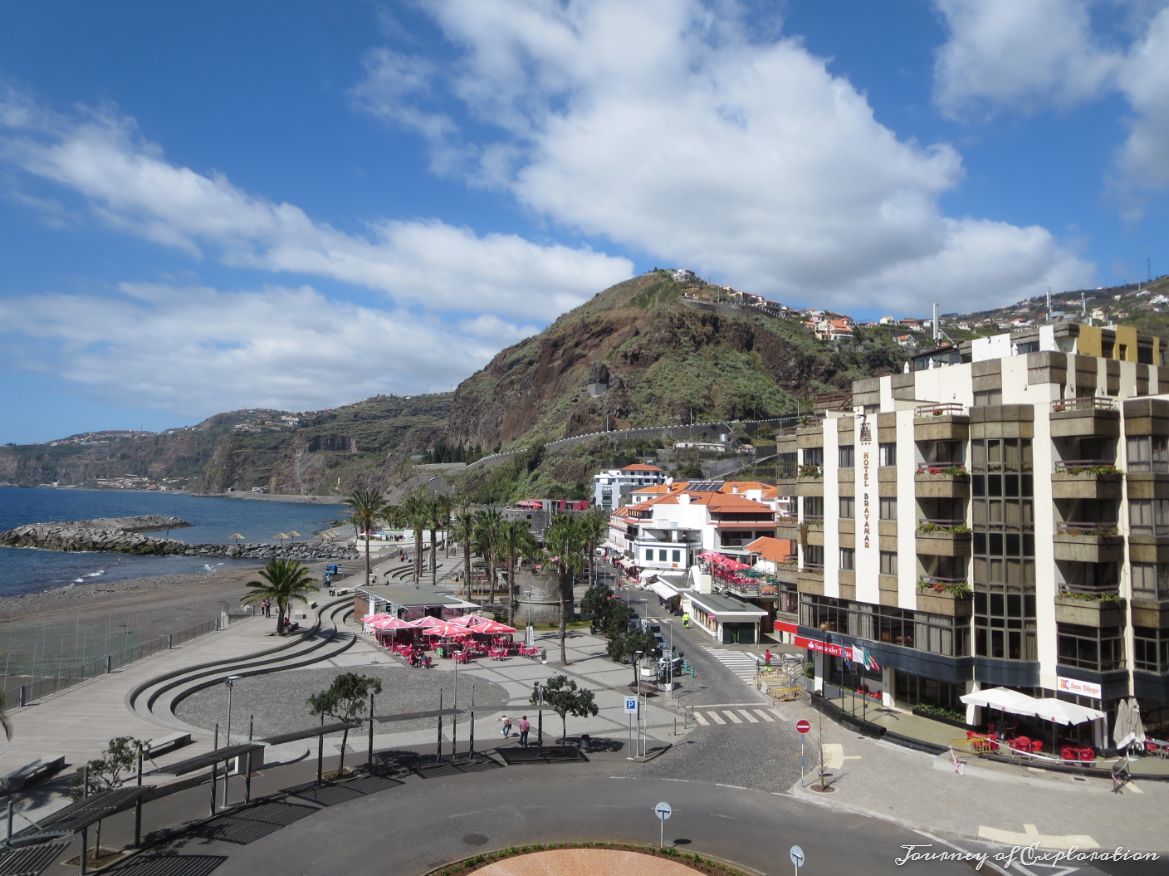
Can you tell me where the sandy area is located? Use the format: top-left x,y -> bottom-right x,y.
475,849 -> 705,875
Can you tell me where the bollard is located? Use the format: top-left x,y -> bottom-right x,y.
18,685 -> 26,708
168,633 -> 174,649
105,655 -> 113,674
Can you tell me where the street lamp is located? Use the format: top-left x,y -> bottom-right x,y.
223,675 -> 240,807
524,588 -> 534,647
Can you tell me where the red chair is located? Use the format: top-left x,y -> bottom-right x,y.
1013,736 -> 1031,753
1060,746 -> 1078,762
1078,747 -> 1095,763
1029,739 -> 1043,754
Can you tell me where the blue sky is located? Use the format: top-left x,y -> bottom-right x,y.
1,1 -> 1167,444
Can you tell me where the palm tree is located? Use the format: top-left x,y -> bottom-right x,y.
496,520 -> 539,624
428,494 -> 453,584
1,691 -> 12,741
344,488 -> 388,589
579,508 -> 608,587
474,507 -> 504,604
450,507 -> 477,600
544,514 -> 587,664
243,559 -> 318,635
400,492 -> 430,585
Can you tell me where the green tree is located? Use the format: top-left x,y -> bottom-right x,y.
579,508 -> 608,586
428,493 -> 453,583
474,506 -> 504,603
344,487 -> 387,588
450,504 -> 477,600
70,736 -> 143,859
543,514 -> 586,664
531,675 -> 597,744
243,558 -> 318,635
496,519 -> 539,624
400,492 -> 430,584
306,672 -> 383,776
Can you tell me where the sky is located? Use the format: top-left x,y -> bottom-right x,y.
1,1 -> 1167,444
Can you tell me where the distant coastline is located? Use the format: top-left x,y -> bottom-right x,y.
197,491 -> 344,505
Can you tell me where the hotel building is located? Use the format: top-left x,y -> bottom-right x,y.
776,322 -> 1169,742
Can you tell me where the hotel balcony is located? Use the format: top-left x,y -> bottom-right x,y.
774,560 -> 799,586
915,519 -> 972,557
777,514 -> 799,539
797,563 -> 825,596
1049,396 -> 1119,439
916,575 -> 974,618
802,516 -> 825,547
796,464 -> 823,497
1052,522 -> 1125,563
914,464 -> 971,499
913,402 -> 970,442
1051,461 -> 1123,501
1054,590 -> 1126,627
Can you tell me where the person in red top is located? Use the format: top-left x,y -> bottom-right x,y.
518,715 -> 531,747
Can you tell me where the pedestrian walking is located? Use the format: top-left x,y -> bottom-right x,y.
764,648 -> 773,667
518,715 -> 531,747
500,715 -> 512,738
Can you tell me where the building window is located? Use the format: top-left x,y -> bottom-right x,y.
839,496 -> 855,518
880,551 -> 898,575
974,592 -> 1037,661
1127,436 -> 1169,472
973,388 -> 1003,406
1133,627 -> 1169,672
879,496 -> 897,520
802,447 -> 824,466
803,496 -> 824,521
840,548 -> 855,570
1131,499 -> 1169,535
658,549 -> 668,562
1132,564 -> 1169,600
671,549 -> 681,563
839,445 -> 855,468
804,545 -> 824,569
1057,624 -> 1125,672
644,549 -> 653,563
879,443 -> 896,466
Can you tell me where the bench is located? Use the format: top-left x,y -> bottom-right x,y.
1,755 -> 66,794
145,731 -> 192,758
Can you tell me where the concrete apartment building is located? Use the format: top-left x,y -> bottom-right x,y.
593,463 -> 668,510
776,321 -> 1169,744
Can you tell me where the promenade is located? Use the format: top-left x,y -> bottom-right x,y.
1,556 -> 1165,872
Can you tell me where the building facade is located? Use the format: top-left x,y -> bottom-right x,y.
777,322 -> 1169,745
593,463 -> 668,510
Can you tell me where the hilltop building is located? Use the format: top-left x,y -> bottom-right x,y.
593,463 -> 668,510
776,321 -> 1169,746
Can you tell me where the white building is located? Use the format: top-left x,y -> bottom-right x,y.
592,463 -> 668,510
777,322 -> 1169,749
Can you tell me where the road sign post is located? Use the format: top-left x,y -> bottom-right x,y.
654,801 -> 672,849
790,844 -> 805,874
796,719 -> 811,787
625,696 -> 638,760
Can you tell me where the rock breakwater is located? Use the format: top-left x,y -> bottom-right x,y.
0,516 -> 357,561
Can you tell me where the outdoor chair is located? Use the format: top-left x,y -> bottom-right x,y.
1029,739 -> 1043,754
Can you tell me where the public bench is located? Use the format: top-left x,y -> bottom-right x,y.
1,755 -> 66,794
145,731 -> 192,758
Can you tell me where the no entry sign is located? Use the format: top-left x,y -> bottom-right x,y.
796,719 -> 811,734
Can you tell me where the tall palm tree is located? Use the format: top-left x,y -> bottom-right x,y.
428,494 -> 453,584
450,507 -> 477,599
496,519 -> 539,624
345,488 -> 387,589
243,558 -> 318,635
473,507 -> 504,604
579,508 -> 608,587
0,691 -> 12,741
544,514 -> 586,664
400,492 -> 430,585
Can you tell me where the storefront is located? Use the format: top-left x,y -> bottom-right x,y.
685,592 -> 768,644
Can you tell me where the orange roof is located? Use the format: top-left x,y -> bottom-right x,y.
745,536 -> 794,562
623,463 -> 664,472
632,483 -> 673,495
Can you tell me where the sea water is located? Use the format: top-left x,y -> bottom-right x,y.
0,487 -> 345,598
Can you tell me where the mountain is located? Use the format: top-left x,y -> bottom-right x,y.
7,270 -> 1168,498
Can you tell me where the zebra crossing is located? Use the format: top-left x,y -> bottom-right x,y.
702,647 -> 764,686
692,704 -> 784,727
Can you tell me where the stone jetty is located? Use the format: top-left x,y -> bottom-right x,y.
0,516 -> 357,561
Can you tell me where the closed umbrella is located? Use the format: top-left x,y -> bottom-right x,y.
230,532 -> 246,543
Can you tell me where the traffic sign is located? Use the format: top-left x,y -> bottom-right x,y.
654,801 -> 672,821
624,696 -> 639,714
796,719 -> 811,734
790,844 -> 805,869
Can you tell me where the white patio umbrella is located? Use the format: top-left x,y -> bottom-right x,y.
959,687 -> 1040,715
1031,697 -> 1104,726
1112,698 -> 1146,752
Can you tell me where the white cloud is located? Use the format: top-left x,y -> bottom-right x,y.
0,282 -> 513,417
933,0 -> 1120,116
933,0 -> 1169,217
389,0 -> 1092,312
0,91 -> 633,321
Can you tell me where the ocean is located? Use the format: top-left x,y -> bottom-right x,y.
0,487 -> 346,598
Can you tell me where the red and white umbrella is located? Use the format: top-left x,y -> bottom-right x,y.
422,623 -> 472,638
474,620 -> 517,635
370,616 -> 414,631
411,616 -> 445,628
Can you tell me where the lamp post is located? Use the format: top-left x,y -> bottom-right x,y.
222,675 -> 240,807
524,588 -> 534,647
664,620 -> 673,693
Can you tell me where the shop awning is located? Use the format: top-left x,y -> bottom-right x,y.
648,581 -> 680,601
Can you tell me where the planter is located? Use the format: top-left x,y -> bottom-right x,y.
911,705 -> 968,729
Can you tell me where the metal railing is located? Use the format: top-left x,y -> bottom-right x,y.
1051,396 -> 1116,413
7,617 -> 223,707
914,402 -> 967,417
1055,522 -> 1121,537
1054,460 -> 1121,474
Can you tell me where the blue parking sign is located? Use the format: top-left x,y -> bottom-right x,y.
624,696 -> 638,714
